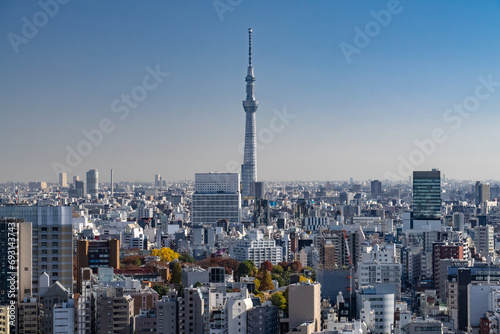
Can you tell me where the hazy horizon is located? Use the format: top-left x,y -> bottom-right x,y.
2,1 -> 500,183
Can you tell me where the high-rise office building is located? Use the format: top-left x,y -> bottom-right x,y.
250,181 -> 265,198
241,28 -> 259,197
475,181 -> 490,206
0,219 -> 32,304
356,285 -> 395,334
76,239 -> 120,292
412,170 -> 441,220
74,180 -> 86,198
452,212 -> 465,232
191,173 -> 241,225
86,169 -> 98,198
474,225 -> 494,258
110,169 -> 114,196
154,174 -> 162,187
59,172 -> 67,187
95,287 -> 134,333
371,180 -> 382,196
0,206 -> 73,295
288,282 -> 321,332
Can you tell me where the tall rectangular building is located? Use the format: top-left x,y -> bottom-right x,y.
474,225 -> 494,258
192,173 -> 241,225
86,169 -> 98,198
59,172 -> 67,187
288,282 -> 321,332
475,181 -> 490,206
412,170 -> 441,220
0,206 -> 73,295
0,219 -> 32,304
76,239 -> 120,292
371,180 -> 382,196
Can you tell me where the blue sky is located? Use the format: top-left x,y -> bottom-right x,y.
1,0 -> 500,183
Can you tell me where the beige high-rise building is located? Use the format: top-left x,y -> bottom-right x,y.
0,219 -> 32,304
95,287 -> 134,334
18,297 -> 39,334
288,282 -> 321,332
0,306 -> 9,334
59,172 -> 68,187
0,206 -> 73,295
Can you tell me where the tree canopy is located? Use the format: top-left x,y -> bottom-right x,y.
151,247 -> 180,262
259,269 -> 274,291
271,291 -> 287,311
196,257 -> 239,275
171,262 -> 182,284
261,261 -> 273,272
238,260 -> 255,278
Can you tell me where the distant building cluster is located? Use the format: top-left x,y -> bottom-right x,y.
2,167 -> 500,333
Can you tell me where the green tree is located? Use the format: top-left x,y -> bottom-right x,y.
179,252 -> 195,263
171,262 -> 182,284
272,265 -> 283,275
302,266 -> 316,281
270,291 -> 287,311
238,260 -> 255,278
254,278 -> 261,291
254,290 -> 265,303
259,269 -> 275,291
194,281 -> 202,288
152,284 -> 169,298
133,258 -> 142,266
271,273 -> 285,288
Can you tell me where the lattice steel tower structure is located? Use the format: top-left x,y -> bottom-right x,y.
241,28 -> 258,197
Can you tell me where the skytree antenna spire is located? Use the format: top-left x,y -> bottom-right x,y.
241,28 -> 259,197
248,28 -> 252,66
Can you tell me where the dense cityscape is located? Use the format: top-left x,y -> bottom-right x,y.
1,169 -> 499,334
2,1 -> 500,334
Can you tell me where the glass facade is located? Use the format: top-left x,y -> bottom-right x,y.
0,206 -> 73,294
413,171 -> 441,220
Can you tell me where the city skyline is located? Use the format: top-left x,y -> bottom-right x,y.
2,1 -> 500,183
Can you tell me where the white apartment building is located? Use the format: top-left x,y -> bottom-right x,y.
53,301 -> 75,334
357,261 -> 402,301
232,232 -> 283,265
474,225 -> 494,258
357,285 -> 395,334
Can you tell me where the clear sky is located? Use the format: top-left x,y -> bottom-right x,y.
1,0 -> 500,183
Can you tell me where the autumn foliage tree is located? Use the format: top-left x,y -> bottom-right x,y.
259,269 -> 274,291
271,291 -> 287,311
151,247 -> 180,262
288,260 -> 303,273
121,255 -> 145,267
272,265 -> 283,275
261,261 -> 273,272
196,257 -> 240,276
